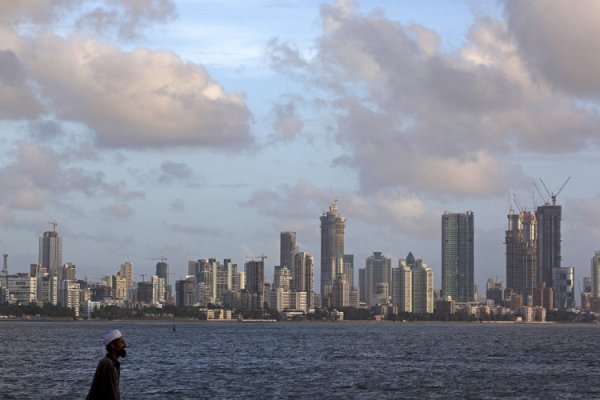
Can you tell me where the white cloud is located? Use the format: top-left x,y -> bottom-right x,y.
268,3 -> 600,198
17,34 -> 252,150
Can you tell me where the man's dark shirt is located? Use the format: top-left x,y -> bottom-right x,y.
86,354 -> 121,400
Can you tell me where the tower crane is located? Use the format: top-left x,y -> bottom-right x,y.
48,221 -> 58,232
539,177 -> 571,206
246,254 -> 268,263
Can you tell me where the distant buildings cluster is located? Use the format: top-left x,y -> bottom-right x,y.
0,195 -> 596,321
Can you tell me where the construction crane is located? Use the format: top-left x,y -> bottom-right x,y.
513,193 -> 525,213
140,274 -> 146,282
246,254 -> 268,263
533,181 -> 549,205
539,177 -> 571,206
48,221 -> 58,232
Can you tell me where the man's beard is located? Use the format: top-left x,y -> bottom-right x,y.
119,348 -> 127,358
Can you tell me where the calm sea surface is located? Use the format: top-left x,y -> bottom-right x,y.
1,321 -> 600,399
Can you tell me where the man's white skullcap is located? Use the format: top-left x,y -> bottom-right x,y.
103,329 -> 123,346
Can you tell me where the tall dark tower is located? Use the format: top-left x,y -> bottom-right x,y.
441,211 -> 474,302
320,201 -> 345,300
39,223 -> 62,277
536,205 -> 561,288
156,261 -> 169,286
280,232 -> 296,269
505,210 -> 537,295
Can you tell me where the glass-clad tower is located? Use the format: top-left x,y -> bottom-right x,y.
441,211 -> 474,302
320,201 -> 345,299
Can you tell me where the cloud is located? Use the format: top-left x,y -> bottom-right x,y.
76,0 -> 177,41
0,142 -> 143,211
268,3 -> 600,198
107,203 -> 133,218
14,34 -> 253,150
505,0 -> 600,98
0,50 -> 44,118
241,179 -> 438,239
0,0 -> 79,25
269,100 -> 304,143
166,223 -> 221,237
158,161 -> 192,184
170,198 -> 185,212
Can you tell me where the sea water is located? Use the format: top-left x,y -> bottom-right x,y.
1,321 -> 599,399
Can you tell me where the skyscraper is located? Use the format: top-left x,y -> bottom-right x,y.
280,232 -> 296,269
320,201 -> 345,300
392,260 -> 412,313
591,252 -> 600,298
411,258 -> 434,314
39,229 -> 62,277
505,210 -> 536,295
343,254 -> 354,289
365,252 -> 392,306
156,261 -> 169,286
441,211 -> 474,302
120,261 -> 134,290
293,251 -> 314,308
535,204 -> 562,288
245,259 -> 265,298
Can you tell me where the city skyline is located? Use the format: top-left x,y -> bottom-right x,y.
2,1 -> 600,295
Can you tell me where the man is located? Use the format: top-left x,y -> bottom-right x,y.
87,329 -> 127,400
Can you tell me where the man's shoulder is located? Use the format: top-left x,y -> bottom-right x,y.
97,355 -> 116,368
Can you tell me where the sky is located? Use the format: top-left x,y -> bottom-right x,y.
1,0 -> 600,295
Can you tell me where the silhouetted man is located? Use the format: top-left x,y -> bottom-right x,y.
87,329 -> 127,400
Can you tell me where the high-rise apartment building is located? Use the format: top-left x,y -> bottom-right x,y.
156,261 -> 169,286
320,201 -> 345,300
39,230 -> 62,277
365,252 -> 392,306
591,252 -> 600,298
411,259 -> 434,314
294,251 -> 314,308
343,254 -> 354,289
535,204 -> 562,288
331,274 -> 350,308
245,260 -> 265,298
441,211 -> 474,302
505,210 -> 537,294
120,262 -> 134,290
280,232 -> 297,270
273,266 -> 292,291
553,266 -> 575,309
392,260 -> 412,313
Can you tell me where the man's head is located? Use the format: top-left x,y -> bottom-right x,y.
103,329 -> 127,358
